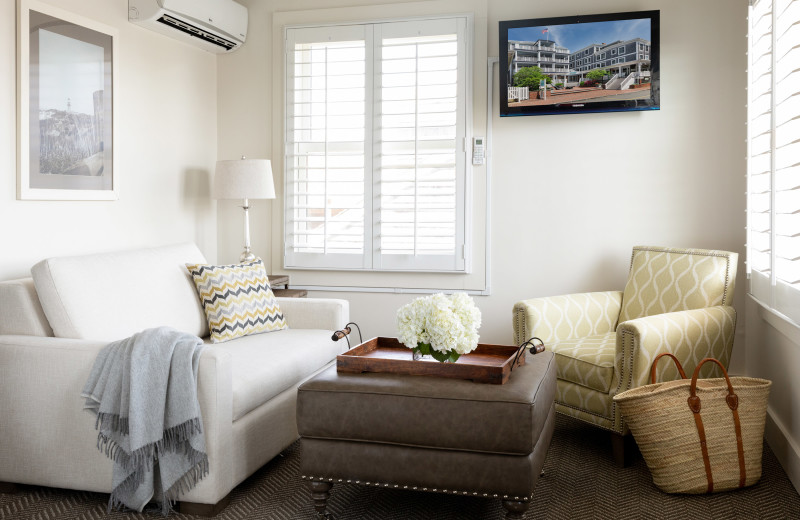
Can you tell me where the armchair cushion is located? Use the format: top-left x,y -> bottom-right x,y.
618,246 -> 737,323
551,332 -> 616,394
513,291 -> 622,345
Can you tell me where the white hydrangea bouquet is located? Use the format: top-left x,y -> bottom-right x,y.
396,293 -> 482,363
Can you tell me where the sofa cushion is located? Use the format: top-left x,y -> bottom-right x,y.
226,328 -> 342,421
0,278 -> 53,337
186,258 -> 287,343
31,243 -> 208,341
550,332 -> 616,394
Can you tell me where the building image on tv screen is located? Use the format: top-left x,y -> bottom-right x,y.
506,18 -> 652,107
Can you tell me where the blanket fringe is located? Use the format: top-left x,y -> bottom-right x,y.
161,449 -> 210,515
96,417 -> 208,516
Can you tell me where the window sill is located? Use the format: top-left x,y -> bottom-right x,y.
291,283 -> 490,296
749,294 -> 800,344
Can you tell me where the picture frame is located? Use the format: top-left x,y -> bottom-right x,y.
17,0 -> 118,201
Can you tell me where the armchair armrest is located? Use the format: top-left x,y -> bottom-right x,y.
276,297 -> 350,331
513,291 -> 623,345
615,305 -> 737,394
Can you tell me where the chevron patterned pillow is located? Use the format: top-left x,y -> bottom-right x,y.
186,258 -> 288,343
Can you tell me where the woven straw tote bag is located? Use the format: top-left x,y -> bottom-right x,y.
613,354 -> 771,494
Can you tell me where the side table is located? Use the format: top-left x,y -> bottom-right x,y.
268,274 -> 307,298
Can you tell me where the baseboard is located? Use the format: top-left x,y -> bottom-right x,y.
764,407 -> 800,494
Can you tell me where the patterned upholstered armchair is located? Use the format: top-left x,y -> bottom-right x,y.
513,246 -> 738,465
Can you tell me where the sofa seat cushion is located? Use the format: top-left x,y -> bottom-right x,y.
296,352 -> 556,456
227,329 -> 342,421
550,332 -> 616,393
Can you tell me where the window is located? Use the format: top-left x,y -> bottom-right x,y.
284,17 -> 469,272
747,0 -> 800,322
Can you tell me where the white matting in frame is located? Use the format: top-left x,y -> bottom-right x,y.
17,0 -> 118,200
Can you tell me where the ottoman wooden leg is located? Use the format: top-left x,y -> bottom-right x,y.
309,480 -> 333,518
502,499 -> 529,519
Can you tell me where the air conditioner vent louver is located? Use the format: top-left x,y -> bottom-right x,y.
157,14 -> 236,50
129,0 -> 247,54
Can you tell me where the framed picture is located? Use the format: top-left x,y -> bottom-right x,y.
17,0 -> 118,200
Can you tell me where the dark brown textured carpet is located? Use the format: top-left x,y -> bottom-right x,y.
2,414 -> 799,519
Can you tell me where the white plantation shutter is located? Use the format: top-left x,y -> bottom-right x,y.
285,25 -> 370,269
748,0 -> 800,322
375,19 -> 466,271
285,17 -> 468,272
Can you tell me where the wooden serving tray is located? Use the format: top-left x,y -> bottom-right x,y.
336,337 -> 525,385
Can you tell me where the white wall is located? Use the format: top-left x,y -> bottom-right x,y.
219,0 -> 748,356
0,0 -> 218,281
746,298 -> 800,493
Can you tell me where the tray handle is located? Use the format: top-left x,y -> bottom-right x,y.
331,322 -> 363,348
511,337 -> 545,370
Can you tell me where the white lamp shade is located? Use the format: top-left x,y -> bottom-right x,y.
213,159 -> 275,200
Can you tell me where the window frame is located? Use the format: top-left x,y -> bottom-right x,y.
282,14 -> 473,274
747,0 -> 800,324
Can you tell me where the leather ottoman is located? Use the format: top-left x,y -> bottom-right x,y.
296,350 -> 556,519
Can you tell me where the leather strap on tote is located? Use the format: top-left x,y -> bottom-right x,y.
688,358 -> 747,492
650,352 -> 688,384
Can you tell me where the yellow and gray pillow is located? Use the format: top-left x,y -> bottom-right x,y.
186,258 -> 287,343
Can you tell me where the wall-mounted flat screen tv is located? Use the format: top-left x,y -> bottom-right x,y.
499,11 -> 660,116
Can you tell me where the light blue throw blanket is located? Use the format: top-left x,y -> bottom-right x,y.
81,327 -> 208,514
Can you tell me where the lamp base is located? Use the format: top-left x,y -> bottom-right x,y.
240,248 -> 256,264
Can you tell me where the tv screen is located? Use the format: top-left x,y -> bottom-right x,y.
499,11 -> 660,116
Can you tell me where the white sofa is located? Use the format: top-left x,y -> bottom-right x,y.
0,243 -> 349,513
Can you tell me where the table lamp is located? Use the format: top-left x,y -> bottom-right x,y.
213,157 -> 275,263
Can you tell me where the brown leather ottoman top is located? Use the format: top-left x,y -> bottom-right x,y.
297,351 -> 555,456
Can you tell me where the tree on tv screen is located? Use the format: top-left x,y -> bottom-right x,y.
587,69 -> 611,81
513,66 -> 551,90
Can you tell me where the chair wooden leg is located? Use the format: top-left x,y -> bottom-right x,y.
178,492 -> 231,516
502,499 -> 530,519
611,432 -> 628,468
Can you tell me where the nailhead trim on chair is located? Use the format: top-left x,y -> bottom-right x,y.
300,475 -> 533,502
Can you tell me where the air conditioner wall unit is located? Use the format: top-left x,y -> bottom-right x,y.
128,0 -> 247,53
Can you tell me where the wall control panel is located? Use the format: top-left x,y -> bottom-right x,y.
472,136 -> 485,165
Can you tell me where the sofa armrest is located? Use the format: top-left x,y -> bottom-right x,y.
513,291 -> 623,345
0,278 -> 53,337
183,343 -> 234,504
615,305 -> 737,394
276,297 -> 350,331
0,336 -> 111,487
0,335 -> 234,504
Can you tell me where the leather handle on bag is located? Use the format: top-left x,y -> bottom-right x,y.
687,357 -> 746,493
650,352 -> 688,384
